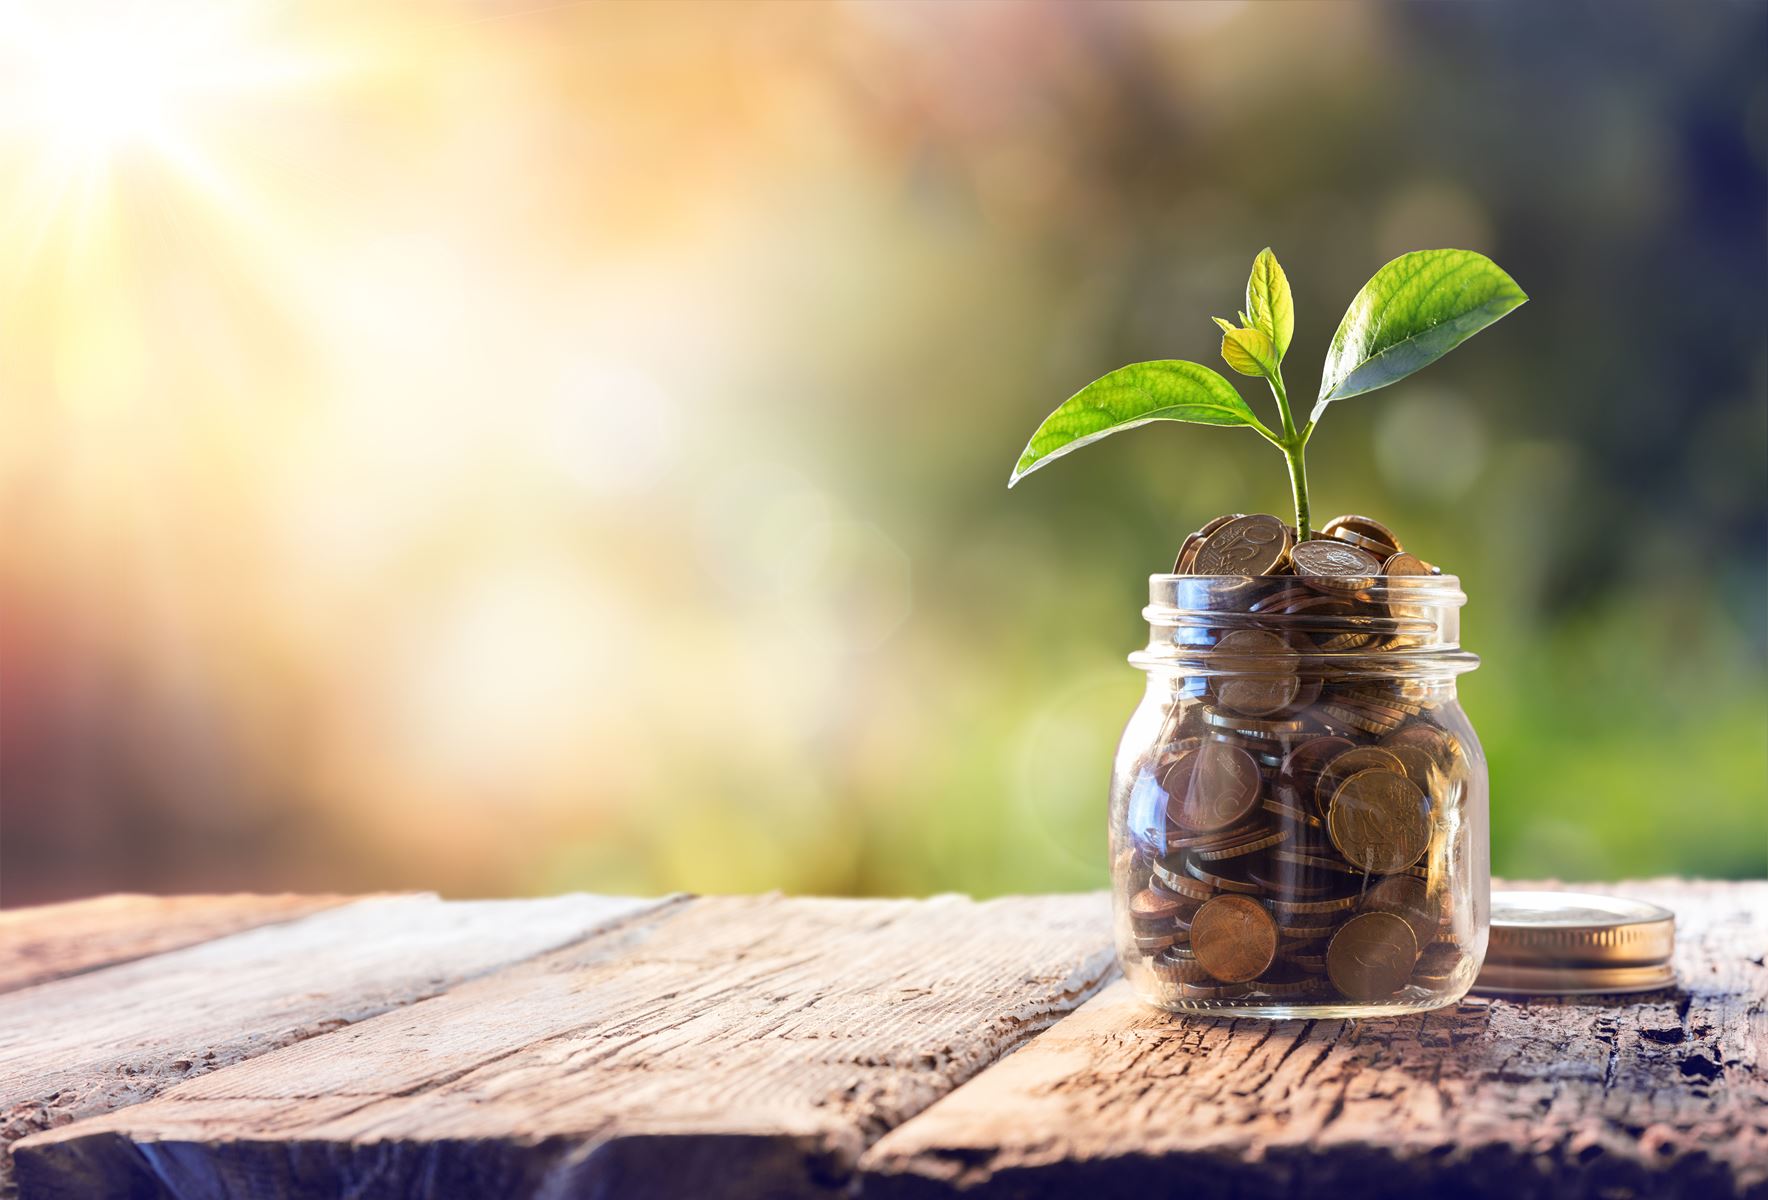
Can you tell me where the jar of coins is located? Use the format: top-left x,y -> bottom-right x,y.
1111,515 -> 1489,1017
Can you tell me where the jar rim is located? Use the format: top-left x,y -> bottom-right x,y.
1134,572 -> 1477,677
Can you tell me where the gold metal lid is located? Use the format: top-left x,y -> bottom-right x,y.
1471,890 -> 1676,996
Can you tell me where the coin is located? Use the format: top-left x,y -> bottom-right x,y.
1266,890 -> 1360,915
1209,629 -> 1301,716
1150,947 -> 1213,984
1130,886 -> 1188,924
1290,538 -> 1382,592
1327,769 -> 1429,874
1327,911 -> 1419,999
1314,746 -> 1406,815
1411,941 -> 1464,985
1175,512 -> 1243,573
1381,722 -> 1461,768
1150,857 -> 1220,900
1360,874 -> 1435,948
1185,858 -> 1264,894
1320,514 -> 1402,557
1179,980 -> 1251,1000
1381,551 -> 1432,577
1191,513 -> 1293,576
1195,826 -> 1289,861
1274,736 -> 1355,810
1201,707 -> 1307,739
1159,743 -> 1261,832
1190,894 -> 1279,983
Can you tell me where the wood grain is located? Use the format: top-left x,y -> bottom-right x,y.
0,892 -> 667,1198
860,880 -> 1768,1200
15,892 -> 1115,1200
0,893 -> 355,994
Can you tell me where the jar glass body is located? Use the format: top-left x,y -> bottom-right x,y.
1110,574 -> 1489,1017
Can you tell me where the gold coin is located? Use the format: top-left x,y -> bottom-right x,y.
1314,746 -> 1406,816
1327,911 -> 1420,1000
1320,514 -> 1403,557
1380,722 -> 1462,771
1290,538 -> 1382,592
1209,629 -> 1301,716
1381,551 -> 1432,577
1191,513 -> 1293,576
1189,894 -> 1279,983
1327,769 -> 1429,875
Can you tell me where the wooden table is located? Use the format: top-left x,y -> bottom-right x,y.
1,880 -> 1761,1199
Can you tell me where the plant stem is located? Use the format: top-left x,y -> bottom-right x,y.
1282,439 -> 1310,539
1266,370 -> 1311,537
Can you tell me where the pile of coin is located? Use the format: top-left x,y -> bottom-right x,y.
1118,512 -> 1473,1007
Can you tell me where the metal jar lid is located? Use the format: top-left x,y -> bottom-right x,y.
1471,890 -> 1677,996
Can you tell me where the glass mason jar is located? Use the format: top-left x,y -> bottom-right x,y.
1110,573 -> 1489,1017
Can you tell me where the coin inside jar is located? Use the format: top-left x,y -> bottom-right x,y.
1327,910 -> 1419,999
1158,743 -> 1262,832
1314,745 -> 1407,815
1190,513 -> 1293,576
1290,538 -> 1382,593
1209,628 -> 1300,716
1189,893 -> 1278,983
1327,769 -> 1430,874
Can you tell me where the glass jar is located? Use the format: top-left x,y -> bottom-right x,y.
1110,573 -> 1489,1017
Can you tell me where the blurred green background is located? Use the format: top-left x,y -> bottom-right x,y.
2,1 -> 1764,904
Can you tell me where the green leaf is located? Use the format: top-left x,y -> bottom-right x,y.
1212,316 -> 1236,333
1313,248 -> 1527,420
1219,327 -> 1276,377
1009,360 -> 1260,487
1245,247 -> 1294,360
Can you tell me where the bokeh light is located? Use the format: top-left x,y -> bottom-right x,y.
2,1 -> 1763,903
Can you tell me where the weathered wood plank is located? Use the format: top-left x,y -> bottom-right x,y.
0,892 -> 668,1198
860,879 -> 1768,1200
0,893 -> 356,994
14,892 -> 1116,1200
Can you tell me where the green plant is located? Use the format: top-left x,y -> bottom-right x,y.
1008,248 -> 1527,537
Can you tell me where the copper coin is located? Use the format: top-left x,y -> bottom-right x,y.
1314,746 -> 1406,816
1191,513 -> 1293,576
1189,894 -> 1279,983
1159,742 -> 1261,832
1175,513 -> 1243,573
1195,827 -> 1289,861
1209,629 -> 1301,716
1290,539 -> 1382,593
1266,890 -> 1360,915
1150,857 -> 1218,900
1326,911 -> 1420,1000
1130,886 -> 1188,923
1320,514 -> 1403,557
1185,858 -> 1264,895
1381,722 -> 1461,769
1360,874 -> 1435,947
1327,769 -> 1430,875
1274,736 -> 1355,810
1209,703 -> 1308,742
1151,947 -> 1214,985
1381,551 -> 1432,577
1412,941 -> 1465,985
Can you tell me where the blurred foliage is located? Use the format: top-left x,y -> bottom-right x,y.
2,1 -> 1763,903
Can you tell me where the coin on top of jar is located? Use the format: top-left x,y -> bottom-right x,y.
1190,513 -> 1293,576
1290,538 -> 1382,592
1319,514 -> 1403,559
